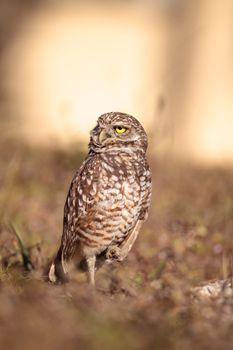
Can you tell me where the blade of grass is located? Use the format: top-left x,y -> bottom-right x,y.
9,223 -> 34,271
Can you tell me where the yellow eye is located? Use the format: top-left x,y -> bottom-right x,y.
115,126 -> 126,134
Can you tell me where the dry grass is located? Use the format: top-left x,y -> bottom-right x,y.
0,137 -> 233,350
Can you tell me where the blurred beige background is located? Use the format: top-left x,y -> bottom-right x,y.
1,0 -> 233,164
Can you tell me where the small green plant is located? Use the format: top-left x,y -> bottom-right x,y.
9,223 -> 34,271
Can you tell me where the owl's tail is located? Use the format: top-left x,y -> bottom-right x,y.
48,246 -> 69,283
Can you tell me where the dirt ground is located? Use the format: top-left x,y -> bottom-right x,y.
0,137 -> 233,350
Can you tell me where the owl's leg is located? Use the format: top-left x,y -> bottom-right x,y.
106,221 -> 142,262
86,255 -> 96,285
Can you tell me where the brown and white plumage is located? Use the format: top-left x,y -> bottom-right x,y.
49,112 -> 152,285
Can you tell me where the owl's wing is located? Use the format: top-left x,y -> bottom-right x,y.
138,162 -> 152,221
61,156 -> 100,259
49,159 -> 94,283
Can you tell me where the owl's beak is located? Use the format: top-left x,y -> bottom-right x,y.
98,129 -> 111,143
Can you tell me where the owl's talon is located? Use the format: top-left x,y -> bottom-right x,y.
105,246 -> 123,262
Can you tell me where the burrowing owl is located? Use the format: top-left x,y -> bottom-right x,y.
49,112 -> 152,285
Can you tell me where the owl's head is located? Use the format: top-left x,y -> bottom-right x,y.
90,112 -> 148,154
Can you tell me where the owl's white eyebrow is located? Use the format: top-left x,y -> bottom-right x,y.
113,124 -> 130,128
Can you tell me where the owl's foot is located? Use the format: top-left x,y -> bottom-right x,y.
105,245 -> 123,263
